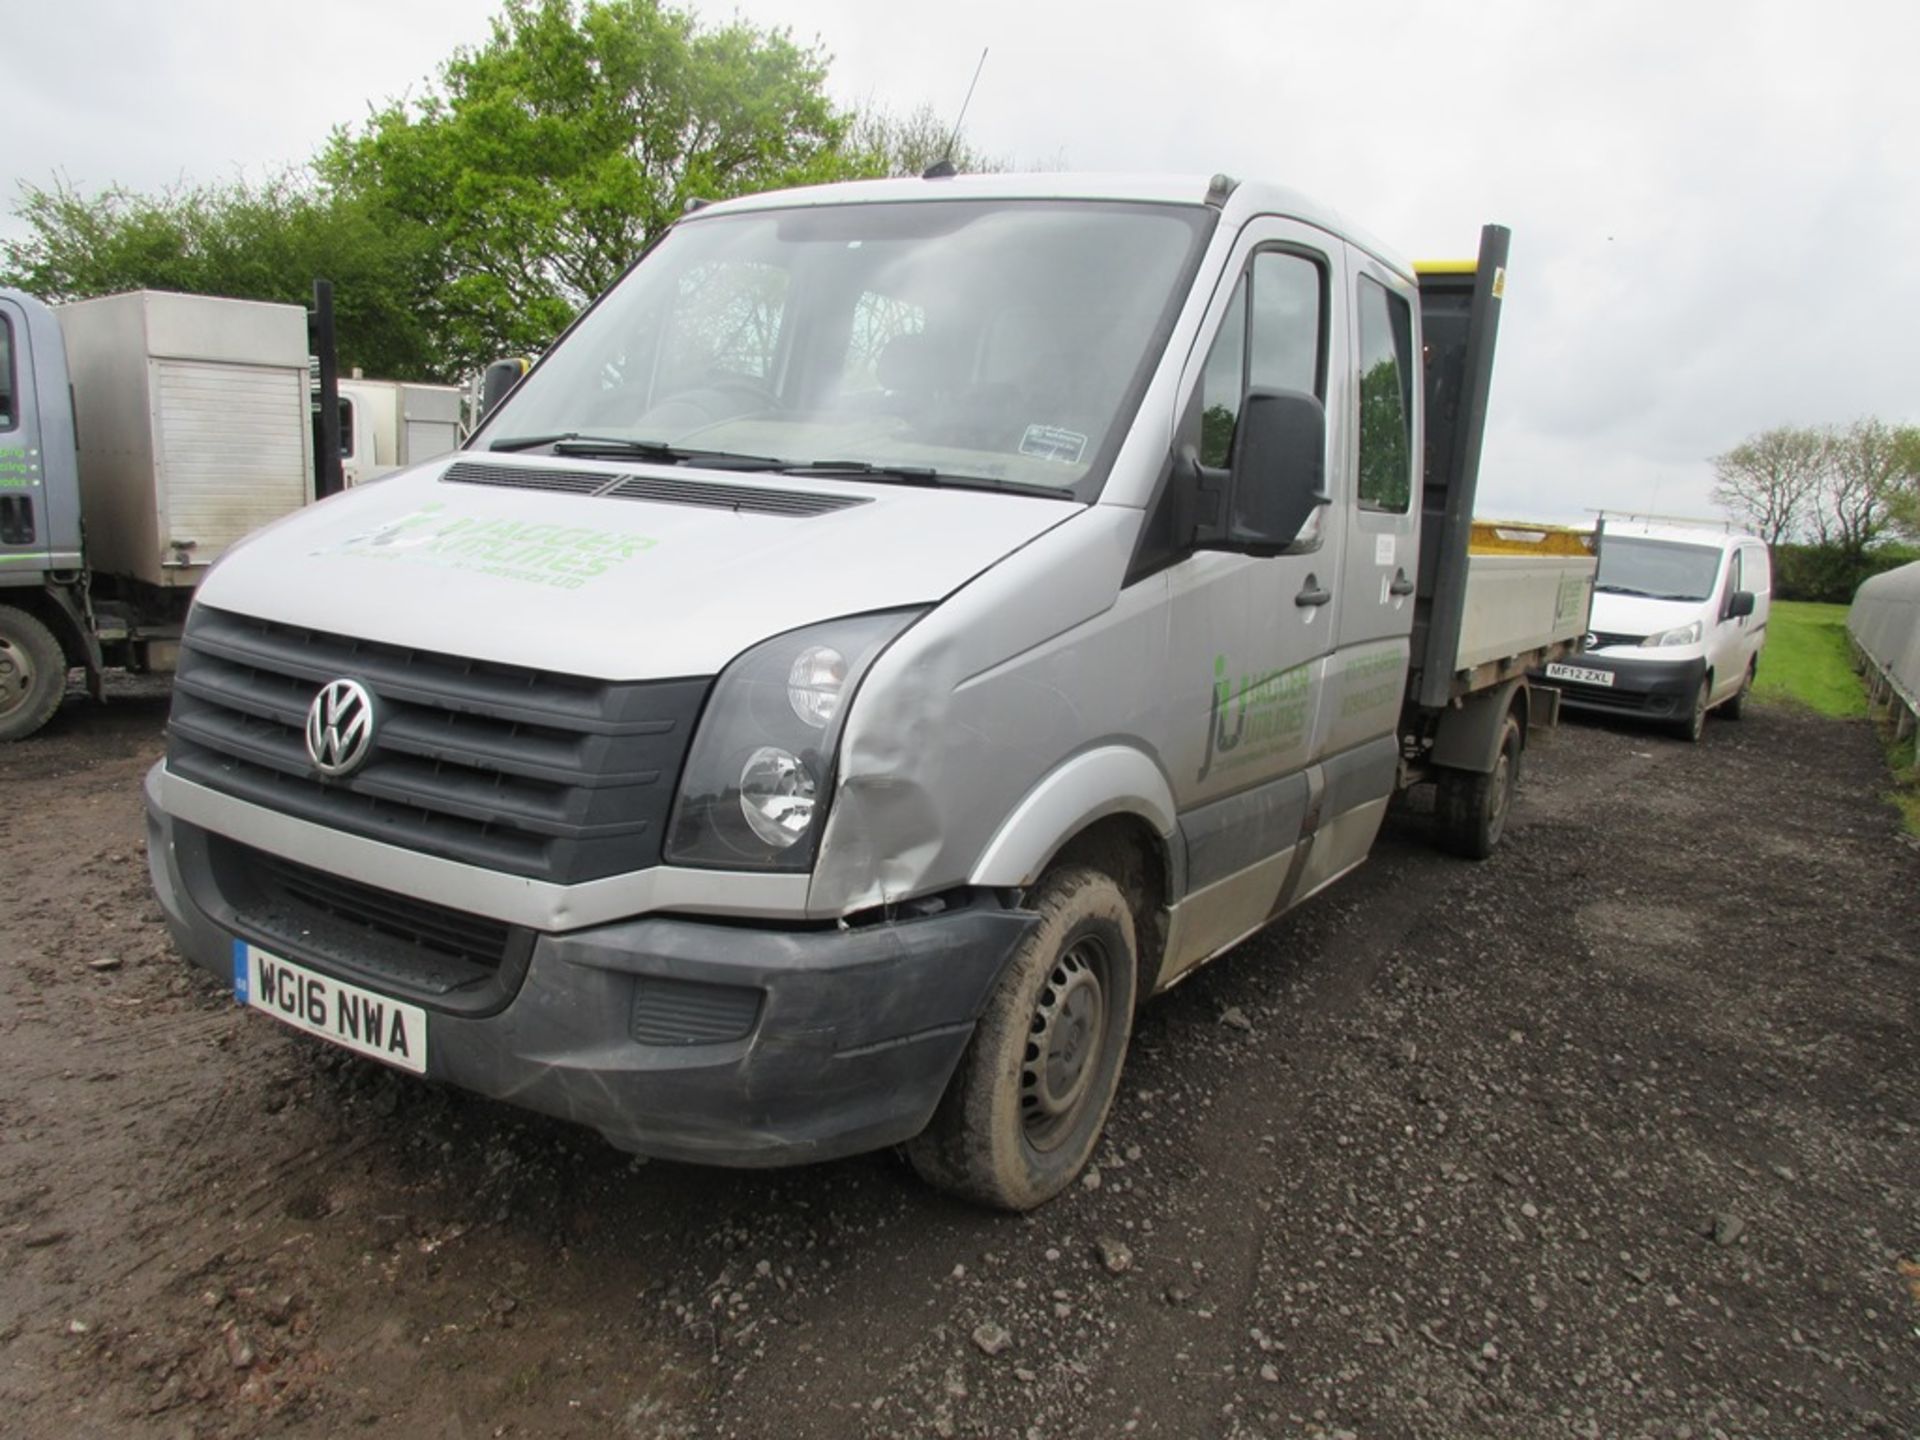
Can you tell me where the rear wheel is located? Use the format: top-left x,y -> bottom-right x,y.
0,605 -> 67,742
1721,662 -> 1755,721
906,865 -> 1137,1211
1437,712 -> 1522,860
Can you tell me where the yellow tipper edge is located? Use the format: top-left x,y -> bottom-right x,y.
1467,521 -> 1595,557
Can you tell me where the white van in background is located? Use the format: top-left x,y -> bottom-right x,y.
1542,518 -> 1771,741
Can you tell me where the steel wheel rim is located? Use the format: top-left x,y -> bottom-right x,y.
1021,937 -> 1109,1151
1488,748 -> 1513,836
0,635 -> 35,720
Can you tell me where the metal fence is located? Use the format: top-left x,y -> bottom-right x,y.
1849,560 -> 1920,739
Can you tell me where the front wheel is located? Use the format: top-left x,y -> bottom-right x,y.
1437,712 -> 1522,860
906,865 -> 1138,1211
0,605 -> 67,742
1672,674 -> 1711,742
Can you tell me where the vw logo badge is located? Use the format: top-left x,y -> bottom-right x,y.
305,679 -> 378,777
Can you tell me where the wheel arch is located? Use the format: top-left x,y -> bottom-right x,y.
1429,676 -> 1528,775
968,746 -> 1179,1006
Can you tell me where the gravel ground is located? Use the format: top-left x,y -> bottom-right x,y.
1,680 -> 1916,1439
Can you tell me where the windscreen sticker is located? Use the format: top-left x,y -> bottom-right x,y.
1019,424 -> 1089,465
315,503 -> 658,591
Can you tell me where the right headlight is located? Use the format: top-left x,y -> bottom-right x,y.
664,609 -> 923,872
1641,620 -> 1703,648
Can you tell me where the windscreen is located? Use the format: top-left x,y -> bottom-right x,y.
479,199 -> 1213,495
1596,537 -> 1724,602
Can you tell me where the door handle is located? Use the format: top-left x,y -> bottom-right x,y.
1295,576 -> 1332,608
1389,568 -> 1414,597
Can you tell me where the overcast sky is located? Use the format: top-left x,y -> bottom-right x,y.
8,0 -> 1916,523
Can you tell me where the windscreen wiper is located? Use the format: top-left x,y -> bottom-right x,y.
781,460 -> 1074,501
1593,583 -> 1652,596
488,433 -> 781,469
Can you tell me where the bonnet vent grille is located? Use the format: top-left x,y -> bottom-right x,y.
442,461 -> 610,494
441,460 -> 868,517
602,474 -> 867,517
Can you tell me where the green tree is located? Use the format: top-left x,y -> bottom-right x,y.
847,103 -> 1005,178
1709,425 -> 1825,547
320,0 -> 872,373
0,176 -> 438,378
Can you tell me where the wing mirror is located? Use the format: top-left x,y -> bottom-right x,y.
480,357 -> 530,420
1726,590 -> 1755,619
1187,388 -> 1330,556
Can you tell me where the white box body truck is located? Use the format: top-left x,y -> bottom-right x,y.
143,174 -> 1592,1208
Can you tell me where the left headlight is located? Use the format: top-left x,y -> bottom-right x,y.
664,610 -> 923,871
1640,621 -> 1703,648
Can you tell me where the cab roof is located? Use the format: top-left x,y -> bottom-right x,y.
687,172 -> 1416,283
1600,516 -> 1758,549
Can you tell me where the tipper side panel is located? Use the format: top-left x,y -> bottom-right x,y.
1407,226 -> 1510,710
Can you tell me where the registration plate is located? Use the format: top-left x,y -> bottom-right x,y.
233,941 -> 427,1074
1545,662 -> 1615,688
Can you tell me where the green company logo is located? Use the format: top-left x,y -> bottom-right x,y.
320,503 -> 659,590
1198,653 -> 1311,782
0,450 -> 41,488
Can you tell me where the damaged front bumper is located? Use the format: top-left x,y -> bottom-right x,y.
144,763 -> 1033,1167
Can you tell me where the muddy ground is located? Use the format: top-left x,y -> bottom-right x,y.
2,683 -> 1916,1440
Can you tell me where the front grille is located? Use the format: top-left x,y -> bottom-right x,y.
1588,630 -> 1643,650
167,606 -> 709,884
208,835 -> 528,1003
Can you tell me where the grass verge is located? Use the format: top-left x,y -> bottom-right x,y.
1752,600 -> 1919,835
1752,601 -> 1868,717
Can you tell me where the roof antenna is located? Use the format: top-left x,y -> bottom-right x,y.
923,48 -> 988,180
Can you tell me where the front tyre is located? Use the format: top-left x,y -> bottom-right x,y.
0,605 -> 67,742
907,865 -> 1138,1211
1672,674 -> 1711,742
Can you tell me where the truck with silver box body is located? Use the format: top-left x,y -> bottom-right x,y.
143,174 -> 1591,1208
0,289 -> 318,737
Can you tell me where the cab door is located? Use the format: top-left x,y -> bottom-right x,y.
1160,217 -> 1346,978
0,297 -> 51,570
1289,250 -> 1423,897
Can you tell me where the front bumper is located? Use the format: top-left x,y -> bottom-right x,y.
1536,652 -> 1706,722
145,764 -> 1034,1167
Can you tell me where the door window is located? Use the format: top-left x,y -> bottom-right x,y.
1196,250 -> 1326,469
1355,277 -> 1414,512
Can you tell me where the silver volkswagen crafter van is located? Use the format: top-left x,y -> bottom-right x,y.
146,174 -> 1581,1209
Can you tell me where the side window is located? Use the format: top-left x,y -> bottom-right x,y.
1726,548 -> 1742,597
1355,277 -> 1415,512
0,316 -> 15,431
1198,278 -> 1247,467
337,397 -> 355,458
1196,249 -> 1325,468
1248,251 -> 1322,395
